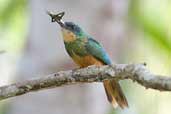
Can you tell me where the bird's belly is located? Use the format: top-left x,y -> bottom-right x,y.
71,53 -> 103,68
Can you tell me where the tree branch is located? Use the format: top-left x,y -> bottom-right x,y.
0,64 -> 170,101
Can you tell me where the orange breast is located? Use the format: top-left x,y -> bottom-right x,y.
61,28 -> 77,42
71,52 -> 104,68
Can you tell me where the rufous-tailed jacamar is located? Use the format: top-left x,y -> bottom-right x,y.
48,11 -> 128,109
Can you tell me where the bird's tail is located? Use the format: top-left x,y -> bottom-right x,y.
103,80 -> 128,109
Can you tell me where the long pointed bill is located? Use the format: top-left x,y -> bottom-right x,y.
47,11 -> 65,27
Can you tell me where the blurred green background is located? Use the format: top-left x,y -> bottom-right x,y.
0,0 -> 170,114
0,0 -> 27,53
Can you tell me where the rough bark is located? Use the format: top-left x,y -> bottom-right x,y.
1,64 -> 170,101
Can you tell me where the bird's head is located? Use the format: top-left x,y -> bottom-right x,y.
61,22 -> 85,42
47,12 -> 85,42
62,22 -> 83,36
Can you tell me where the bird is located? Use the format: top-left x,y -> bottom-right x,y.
48,12 -> 128,109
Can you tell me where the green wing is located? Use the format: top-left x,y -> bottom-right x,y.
85,38 -> 111,65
